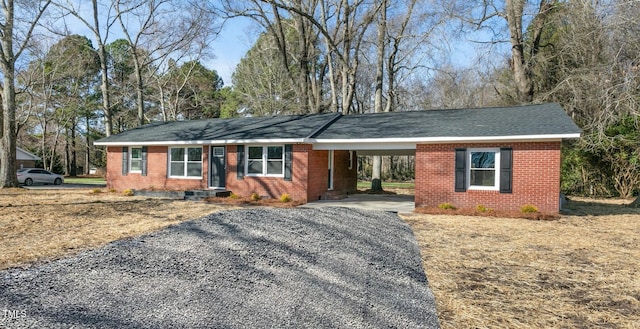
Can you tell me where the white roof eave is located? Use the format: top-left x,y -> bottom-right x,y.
93,133 -> 581,148
93,138 -> 308,147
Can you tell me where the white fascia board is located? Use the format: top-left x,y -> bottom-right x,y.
94,133 -> 581,147
313,142 -> 417,151
94,138 -> 308,147
311,133 -> 581,149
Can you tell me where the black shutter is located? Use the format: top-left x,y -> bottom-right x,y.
284,144 -> 293,181
236,145 -> 244,179
454,148 -> 467,192
500,148 -> 513,193
141,146 -> 148,176
121,146 -> 128,176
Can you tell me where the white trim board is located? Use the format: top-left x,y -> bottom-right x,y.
94,133 -> 581,148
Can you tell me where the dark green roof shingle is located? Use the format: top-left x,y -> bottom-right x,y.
96,112 -> 341,144
312,103 -> 581,139
95,103 -> 580,145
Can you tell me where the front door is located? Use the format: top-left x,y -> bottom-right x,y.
210,146 -> 226,188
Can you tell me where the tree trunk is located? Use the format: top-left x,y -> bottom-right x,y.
133,55 -> 145,126
64,126 -> 70,176
93,0 -> 113,136
370,0 -> 386,192
70,120 -> 77,176
505,0 -> 555,103
505,0 -> 533,103
0,64 -> 18,187
85,116 -> 90,175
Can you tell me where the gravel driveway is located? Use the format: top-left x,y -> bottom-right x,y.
0,207 -> 439,328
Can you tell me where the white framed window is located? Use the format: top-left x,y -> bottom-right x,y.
169,147 -> 202,178
246,145 -> 284,176
348,151 -> 354,170
130,147 -> 142,173
467,148 -> 500,190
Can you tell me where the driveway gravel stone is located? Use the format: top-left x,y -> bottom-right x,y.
0,207 -> 439,328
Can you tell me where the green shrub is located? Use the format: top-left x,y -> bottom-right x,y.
108,188 -> 117,193
521,204 -> 539,213
122,189 -> 134,196
438,202 -> 456,210
229,192 -> 240,199
90,188 -> 103,194
279,193 -> 291,203
250,192 -> 261,201
476,204 -> 491,212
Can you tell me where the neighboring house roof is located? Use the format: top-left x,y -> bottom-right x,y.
17,147 -> 41,161
94,103 -> 581,148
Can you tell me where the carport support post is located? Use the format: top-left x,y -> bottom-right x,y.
371,155 -> 383,192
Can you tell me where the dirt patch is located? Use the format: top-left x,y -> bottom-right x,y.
402,197 -> 640,328
415,206 -> 560,220
0,188 -> 236,270
2,188 -> 639,327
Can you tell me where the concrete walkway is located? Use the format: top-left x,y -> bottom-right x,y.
302,194 -> 415,213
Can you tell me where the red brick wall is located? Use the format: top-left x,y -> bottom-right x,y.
306,148 -> 328,201
226,144 -> 310,201
332,150 -> 358,195
415,142 -> 561,214
225,146 -> 356,202
16,160 -> 36,169
106,146 -> 208,191
104,145 -> 356,202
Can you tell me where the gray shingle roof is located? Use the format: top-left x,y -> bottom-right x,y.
95,103 -> 580,145
96,112 -> 341,144
312,103 -> 581,140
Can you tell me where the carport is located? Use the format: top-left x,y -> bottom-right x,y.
302,193 -> 415,213
310,142 -> 417,213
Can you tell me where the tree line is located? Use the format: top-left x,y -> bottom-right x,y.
1,0 -> 639,200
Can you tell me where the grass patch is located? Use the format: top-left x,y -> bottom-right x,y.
63,176 -> 106,185
357,180 -> 415,190
402,197 -> 640,328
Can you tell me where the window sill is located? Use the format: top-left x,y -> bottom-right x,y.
467,187 -> 499,192
245,174 -> 285,178
167,176 -> 202,180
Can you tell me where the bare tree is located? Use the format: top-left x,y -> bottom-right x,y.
0,0 -> 51,187
451,0 -> 558,103
224,0 -> 380,113
115,0 -> 218,125
52,0 -> 119,137
219,0 -> 325,113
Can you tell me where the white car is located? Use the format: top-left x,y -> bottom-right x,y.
17,168 -> 64,186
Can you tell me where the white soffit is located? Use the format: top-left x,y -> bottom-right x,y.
311,133 -> 579,150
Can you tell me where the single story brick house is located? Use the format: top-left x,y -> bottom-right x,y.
17,147 -> 41,169
95,103 -> 581,213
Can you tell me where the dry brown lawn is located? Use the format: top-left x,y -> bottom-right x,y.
0,188 -> 236,270
1,189 -> 639,328
402,197 -> 640,328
